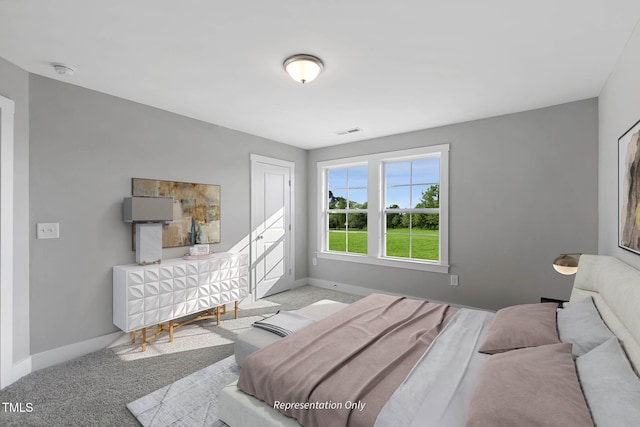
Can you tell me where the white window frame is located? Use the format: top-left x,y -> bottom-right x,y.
317,144 -> 449,274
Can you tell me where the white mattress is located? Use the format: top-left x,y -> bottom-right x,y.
221,255 -> 640,427
224,299 -> 349,427
219,308 -> 495,427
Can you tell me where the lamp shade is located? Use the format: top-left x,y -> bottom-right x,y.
552,254 -> 579,275
123,197 -> 173,222
283,54 -> 323,84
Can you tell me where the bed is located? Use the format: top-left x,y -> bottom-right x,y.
218,255 -> 640,426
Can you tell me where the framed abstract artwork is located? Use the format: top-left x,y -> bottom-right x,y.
619,118 -> 640,255
132,178 -> 220,248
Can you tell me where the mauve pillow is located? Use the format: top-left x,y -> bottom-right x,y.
478,302 -> 560,354
557,296 -> 614,356
466,343 -> 593,427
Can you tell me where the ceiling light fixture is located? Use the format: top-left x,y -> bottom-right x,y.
51,62 -> 75,76
283,54 -> 323,84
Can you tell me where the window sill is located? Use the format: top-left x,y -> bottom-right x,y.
316,252 -> 450,274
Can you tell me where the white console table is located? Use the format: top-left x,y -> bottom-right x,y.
113,252 -> 249,350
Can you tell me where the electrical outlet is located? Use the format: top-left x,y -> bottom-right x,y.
450,275 -> 459,286
37,222 -> 60,239
312,257 -> 317,266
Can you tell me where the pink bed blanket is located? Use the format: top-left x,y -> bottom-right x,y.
237,294 -> 457,427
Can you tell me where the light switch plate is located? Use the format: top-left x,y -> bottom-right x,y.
37,222 -> 60,239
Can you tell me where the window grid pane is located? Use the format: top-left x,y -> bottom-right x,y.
328,166 -> 368,212
384,213 -> 439,261
384,155 -> 440,262
326,165 -> 368,255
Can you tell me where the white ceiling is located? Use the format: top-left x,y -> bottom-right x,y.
1,1 -> 639,150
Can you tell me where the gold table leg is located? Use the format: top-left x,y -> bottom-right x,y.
141,328 -> 147,352
130,300 -> 240,352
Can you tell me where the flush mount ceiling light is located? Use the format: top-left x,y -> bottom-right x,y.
51,62 -> 75,76
283,54 -> 323,84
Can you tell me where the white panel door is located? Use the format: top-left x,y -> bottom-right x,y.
251,155 -> 293,299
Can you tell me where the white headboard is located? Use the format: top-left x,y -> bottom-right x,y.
570,254 -> 640,374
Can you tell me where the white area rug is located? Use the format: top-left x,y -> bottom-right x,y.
127,355 -> 238,427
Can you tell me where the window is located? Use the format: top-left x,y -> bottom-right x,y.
384,158 -> 440,261
317,144 -> 449,273
327,165 -> 368,254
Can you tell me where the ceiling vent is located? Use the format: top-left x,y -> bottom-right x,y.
335,127 -> 362,136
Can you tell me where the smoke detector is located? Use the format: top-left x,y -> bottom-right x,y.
51,63 -> 75,76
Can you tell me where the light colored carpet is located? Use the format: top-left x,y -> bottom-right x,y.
0,285 -> 361,426
110,298 -> 281,361
125,286 -> 362,426
127,355 -> 238,427
111,315 -> 273,361
239,299 -> 281,310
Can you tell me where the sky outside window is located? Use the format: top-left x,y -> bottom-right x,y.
385,158 -> 439,207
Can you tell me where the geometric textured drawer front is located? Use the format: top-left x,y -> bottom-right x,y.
113,252 -> 249,332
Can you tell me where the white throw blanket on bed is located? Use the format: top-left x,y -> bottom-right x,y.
252,311 -> 315,337
375,308 -> 494,427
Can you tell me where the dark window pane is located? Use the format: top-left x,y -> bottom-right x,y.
385,212 -> 405,230
347,213 -> 367,230
413,213 -> 439,231
328,213 -> 346,231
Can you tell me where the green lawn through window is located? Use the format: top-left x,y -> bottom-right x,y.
328,228 -> 439,260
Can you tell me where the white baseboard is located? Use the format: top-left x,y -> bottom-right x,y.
107,332 -> 133,348
305,278 -> 402,297
292,278 -> 309,289
305,277 -> 481,310
31,331 -> 125,372
12,356 -> 32,384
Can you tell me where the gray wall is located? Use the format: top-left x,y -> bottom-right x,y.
29,75 -> 307,354
598,22 -> 640,270
0,57 -> 30,363
308,99 -> 599,311
2,54 -> 605,356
